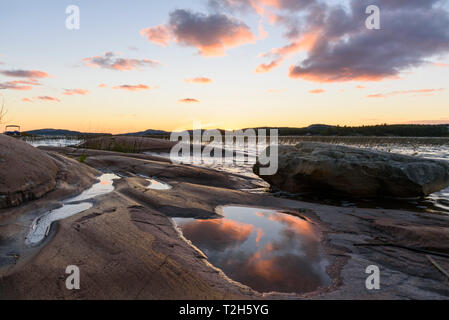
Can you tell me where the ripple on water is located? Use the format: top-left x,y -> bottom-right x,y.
174,206 -> 331,294
25,173 -> 120,245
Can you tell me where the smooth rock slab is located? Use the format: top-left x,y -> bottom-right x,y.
253,142 -> 449,198
0,134 -> 58,208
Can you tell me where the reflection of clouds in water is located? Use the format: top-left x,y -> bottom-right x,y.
175,206 -> 330,294
211,247 -> 326,294
180,218 -> 253,252
257,211 -> 321,262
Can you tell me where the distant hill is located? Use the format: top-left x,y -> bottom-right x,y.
25,124 -> 449,138
127,124 -> 449,137
248,124 -> 449,137
121,129 -> 170,136
25,129 -> 111,136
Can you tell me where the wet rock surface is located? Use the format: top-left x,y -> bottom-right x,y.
254,142 -> 449,198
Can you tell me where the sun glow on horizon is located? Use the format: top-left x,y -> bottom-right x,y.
1,1 -> 448,134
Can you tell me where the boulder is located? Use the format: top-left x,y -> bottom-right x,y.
80,135 -> 177,153
0,134 -> 58,208
253,142 -> 449,198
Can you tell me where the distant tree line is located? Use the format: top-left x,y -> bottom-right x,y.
273,124 -> 449,137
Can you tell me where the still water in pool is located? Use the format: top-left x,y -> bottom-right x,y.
174,206 -> 330,294
25,173 -> 119,245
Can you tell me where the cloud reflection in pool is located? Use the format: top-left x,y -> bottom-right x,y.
173,206 -> 331,294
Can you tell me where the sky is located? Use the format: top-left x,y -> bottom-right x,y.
0,0 -> 448,134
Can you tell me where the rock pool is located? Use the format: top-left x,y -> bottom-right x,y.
25,173 -> 120,245
174,206 -> 330,294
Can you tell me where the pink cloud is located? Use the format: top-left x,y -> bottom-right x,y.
140,25 -> 171,46
256,60 -> 281,73
37,96 -> 60,102
366,93 -> 385,98
178,98 -> 200,103
0,79 -> 42,90
367,88 -> 444,98
433,62 -> 449,67
142,10 -> 256,57
309,89 -> 325,94
63,88 -> 89,96
83,52 -> 159,71
0,69 -> 50,78
112,84 -> 150,91
256,32 -> 319,73
98,83 -> 108,88
184,77 -> 212,84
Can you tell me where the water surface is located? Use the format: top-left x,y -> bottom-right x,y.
25,173 -> 119,245
146,178 -> 172,190
23,137 -> 83,148
174,206 -> 330,294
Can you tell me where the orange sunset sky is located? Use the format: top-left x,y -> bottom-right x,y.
1,0 -> 448,134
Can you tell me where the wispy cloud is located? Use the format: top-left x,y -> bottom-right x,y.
37,96 -> 60,102
178,98 -> 200,103
367,88 -> 444,98
112,84 -> 150,91
63,88 -> 89,95
256,32 -> 318,73
256,60 -> 281,73
433,62 -> 449,67
184,77 -> 212,84
140,25 -> 171,46
22,96 -> 61,102
0,69 -> 50,78
309,89 -> 325,94
0,79 -> 41,90
83,52 -> 159,71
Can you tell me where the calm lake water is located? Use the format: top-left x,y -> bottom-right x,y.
23,136 -> 83,148
174,206 -> 330,294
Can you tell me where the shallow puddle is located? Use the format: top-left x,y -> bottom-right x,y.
173,206 -> 330,294
67,173 -> 118,203
137,174 -> 172,190
146,178 -> 172,190
25,173 -> 119,245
